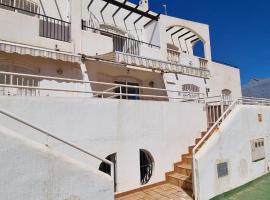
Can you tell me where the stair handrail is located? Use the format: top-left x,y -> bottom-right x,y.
192,98 -> 239,200
192,96 -> 270,199
0,108 -> 114,176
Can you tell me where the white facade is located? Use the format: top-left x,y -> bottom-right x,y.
0,1 -> 257,200
195,105 -> 270,200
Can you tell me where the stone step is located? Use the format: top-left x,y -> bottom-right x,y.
175,163 -> 192,176
166,172 -> 193,191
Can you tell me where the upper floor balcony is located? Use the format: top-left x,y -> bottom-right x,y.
81,20 -> 161,59
0,0 -> 73,52
167,48 -> 208,69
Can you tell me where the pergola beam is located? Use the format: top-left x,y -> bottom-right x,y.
100,0 -> 159,20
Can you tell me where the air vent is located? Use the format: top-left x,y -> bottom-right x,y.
217,162 -> 229,178
251,138 -> 265,162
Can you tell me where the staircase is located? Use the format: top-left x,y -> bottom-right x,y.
165,131 -> 207,194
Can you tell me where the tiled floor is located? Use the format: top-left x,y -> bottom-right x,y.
115,183 -> 193,200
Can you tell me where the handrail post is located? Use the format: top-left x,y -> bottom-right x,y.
119,86 -> 122,99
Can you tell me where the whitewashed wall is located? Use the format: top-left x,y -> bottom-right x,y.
0,124 -> 114,200
194,105 -> 270,200
0,96 -> 207,193
207,62 -> 242,100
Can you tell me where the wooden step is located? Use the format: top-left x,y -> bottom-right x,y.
188,145 -> 195,153
195,137 -> 202,144
182,154 -> 192,165
201,131 -> 207,137
166,172 -> 192,190
175,163 -> 192,176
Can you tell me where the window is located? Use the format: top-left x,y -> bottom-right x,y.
182,84 -> 200,93
140,149 -> 154,185
114,81 -> 140,100
99,153 -> 117,192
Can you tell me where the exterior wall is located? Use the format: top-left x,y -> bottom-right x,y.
0,124 -> 113,200
163,73 -> 206,100
0,96 -> 207,193
85,60 -> 167,99
194,105 -> 270,200
159,15 -> 212,62
207,62 -> 242,100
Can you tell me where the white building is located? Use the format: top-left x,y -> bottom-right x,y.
0,0 -> 269,200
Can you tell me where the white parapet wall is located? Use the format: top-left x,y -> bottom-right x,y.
194,105 -> 270,200
0,96 -> 207,193
0,124 -> 114,200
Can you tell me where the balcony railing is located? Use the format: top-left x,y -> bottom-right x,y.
0,71 -> 206,102
0,0 -> 71,42
82,20 -> 160,55
199,57 -> 208,68
0,0 -> 39,13
112,51 -> 211,79
39,15 -> 70,42
167,48 -> 180,63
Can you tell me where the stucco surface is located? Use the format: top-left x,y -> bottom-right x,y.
0,124 -> 113,200
0,96 -> 207,193
195,105 -> 270,200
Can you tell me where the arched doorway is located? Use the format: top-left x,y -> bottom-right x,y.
99,153 -> 117,192
140,149 -> 154,185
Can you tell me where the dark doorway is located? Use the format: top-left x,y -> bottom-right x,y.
114,81 -> 140,100
99,153 -> 117,192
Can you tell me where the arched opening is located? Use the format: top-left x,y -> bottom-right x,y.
165,26 -> 207,62
222,89 -> 232,96
222,89 -> 232,105
99,153 -> 117,191
140,149 -> 154,185
182,84 -> 200,93
192,40 -> 205,58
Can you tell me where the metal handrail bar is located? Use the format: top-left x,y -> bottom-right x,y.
0,108 -> 113,166
92,85 -> 119,98
0,84 -> 205,101
82,24 -> 160,49
0,71 -> 205,97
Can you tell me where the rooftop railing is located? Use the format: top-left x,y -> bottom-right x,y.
0,71 -> 206,103
82,20 -> 160,56
0,0 -> 70,42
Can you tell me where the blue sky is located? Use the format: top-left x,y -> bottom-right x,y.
130,0 -> 270,85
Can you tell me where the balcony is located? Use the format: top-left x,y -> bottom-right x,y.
81,20 -> 161,58
95,51 -> 210,79
167,48 -> 209,69
0,0 -> 71,43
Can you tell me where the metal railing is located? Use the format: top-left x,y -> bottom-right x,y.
0,108 -> 114,178
0,0 -> 70,42
192,96 -> 270,200
0,71 -> 206,102
206,95 -> 232,127
115,51 -> 211,79
82,20 -> 160,55
167,48 -> 180,63
0,0 -> 39,13
39,15 -> 70,42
